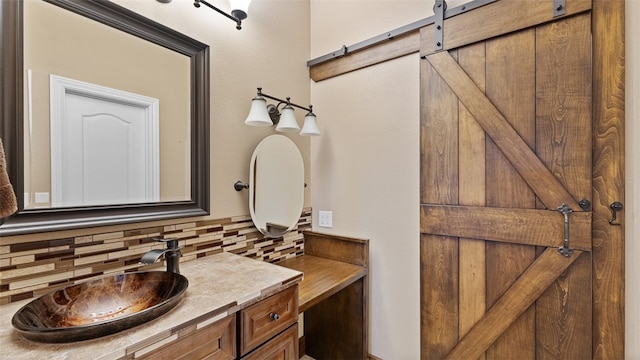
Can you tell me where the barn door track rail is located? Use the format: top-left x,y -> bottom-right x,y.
307,0 -> 496,66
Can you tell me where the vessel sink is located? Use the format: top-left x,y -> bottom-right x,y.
11,271 -> 188,343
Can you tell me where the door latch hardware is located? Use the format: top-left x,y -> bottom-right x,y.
556,203 -> 574,257
608,201 -> 623,225
433,0 -> 446,51
553,0 -> 566,17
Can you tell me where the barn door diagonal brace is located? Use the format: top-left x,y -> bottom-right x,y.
553,0 -> 566,17
433,0 -> 446,51
444,247 -> 583,359
425,51 -> 581,210
557,203 -> 574,257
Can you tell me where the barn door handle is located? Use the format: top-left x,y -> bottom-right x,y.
556,203 -> 574,257
609,201 -> 623,225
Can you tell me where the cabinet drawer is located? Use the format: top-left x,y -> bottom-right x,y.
138,313 -> 236,360
240,285 -> 298,356
242,323 -> 298,360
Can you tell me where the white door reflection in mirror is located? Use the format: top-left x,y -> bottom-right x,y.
50,75 -> 159,207
249,135 -> 304,238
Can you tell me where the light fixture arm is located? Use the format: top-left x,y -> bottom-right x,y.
194,0 -> 243,30
257,88 -> 312,113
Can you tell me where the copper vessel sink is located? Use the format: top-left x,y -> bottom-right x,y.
11,271 -> 188,343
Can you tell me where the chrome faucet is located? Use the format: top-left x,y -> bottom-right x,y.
140,238 -> 182,274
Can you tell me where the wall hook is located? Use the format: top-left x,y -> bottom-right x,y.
608,201 -> 623,225
234,181 -> 249,191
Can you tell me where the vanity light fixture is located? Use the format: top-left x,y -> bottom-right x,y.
244,87 -> 320,136
193,0 -> 251,30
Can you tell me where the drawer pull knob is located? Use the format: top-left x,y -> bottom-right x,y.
269,312 -> 280,321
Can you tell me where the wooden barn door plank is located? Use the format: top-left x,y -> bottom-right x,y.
534,13 -> 593,359
457,43 -> 487,353
420,49 -> 460,360
483,29 -> 537,360
591,0 -> 625,358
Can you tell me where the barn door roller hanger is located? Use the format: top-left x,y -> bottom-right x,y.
433,0 -> 446,51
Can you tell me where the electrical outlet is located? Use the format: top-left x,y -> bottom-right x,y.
318,210 -> 333,228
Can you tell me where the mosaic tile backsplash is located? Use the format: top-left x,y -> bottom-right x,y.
0,209 -> 311,304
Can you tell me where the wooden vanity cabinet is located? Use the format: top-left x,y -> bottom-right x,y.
241,323 -> 298,360
139,285 -> 299,360
279,231 -> 369,359
138,313 -> 236,360
239,285 -> 298,357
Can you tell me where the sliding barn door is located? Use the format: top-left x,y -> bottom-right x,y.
419,1 -> 610,358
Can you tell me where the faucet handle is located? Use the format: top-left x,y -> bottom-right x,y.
151,238 -> 183,251
151,237 -> 178,243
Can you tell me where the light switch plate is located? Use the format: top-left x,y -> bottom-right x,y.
318,210 -> 333,228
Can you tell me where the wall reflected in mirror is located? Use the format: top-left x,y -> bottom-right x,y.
23,0 -> 191,209
249,135 -> 304,238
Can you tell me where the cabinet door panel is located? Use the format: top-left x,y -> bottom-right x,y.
242,323 -> 298,360
139,314 -> 236,360
240,286 -> 298,356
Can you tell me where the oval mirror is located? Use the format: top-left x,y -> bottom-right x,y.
249,135 -> 304,238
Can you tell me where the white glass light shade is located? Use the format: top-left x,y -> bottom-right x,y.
299,113 -> 320,136
276,105 -> 300,132
244,97 -> 272,127
230,0 -> 251,19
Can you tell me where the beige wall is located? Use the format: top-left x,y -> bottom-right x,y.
310,1 -> 639,359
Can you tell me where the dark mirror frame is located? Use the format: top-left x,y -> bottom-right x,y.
0,0 -> 210,236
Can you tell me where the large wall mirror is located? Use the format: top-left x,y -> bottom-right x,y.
0,0 -> 210,236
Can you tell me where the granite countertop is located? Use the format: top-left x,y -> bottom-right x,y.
0,252 -> 302,360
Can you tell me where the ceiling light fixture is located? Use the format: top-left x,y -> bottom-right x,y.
193,0 -> 251,30
244,87 -> 320,136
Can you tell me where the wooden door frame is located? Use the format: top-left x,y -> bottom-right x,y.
308,0 -> 625,358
